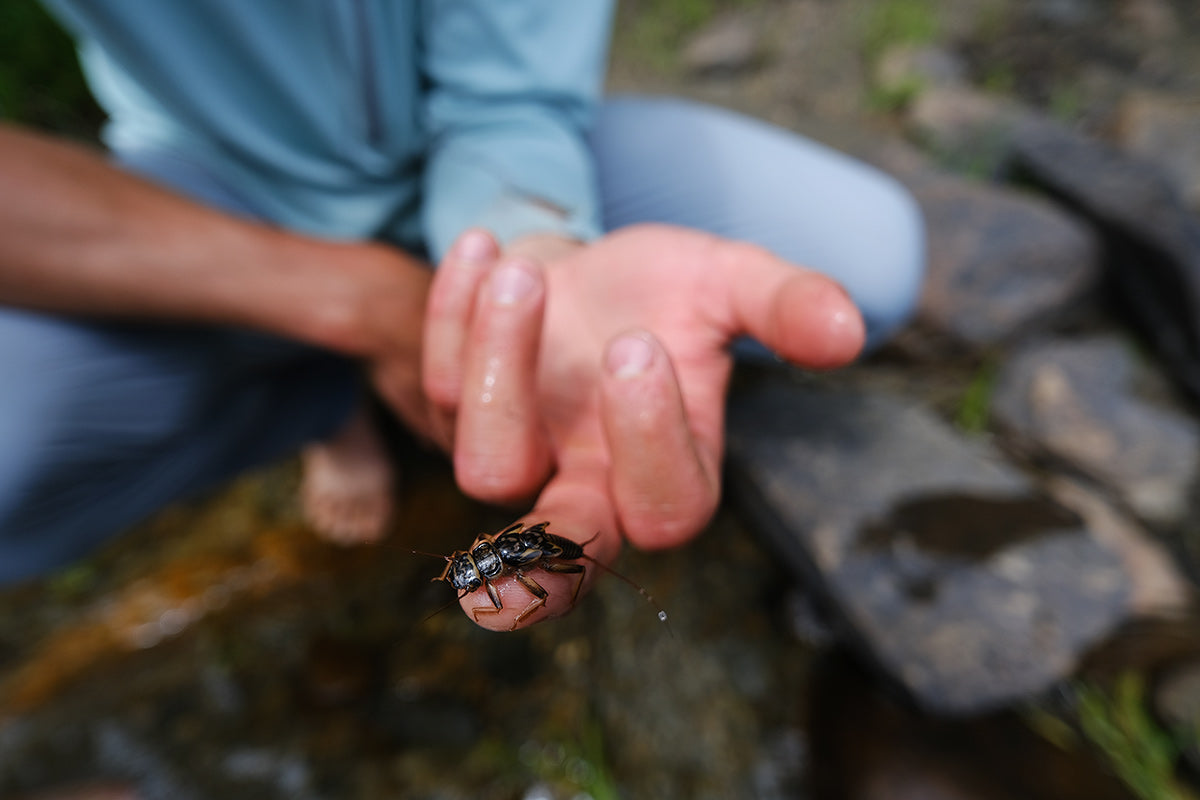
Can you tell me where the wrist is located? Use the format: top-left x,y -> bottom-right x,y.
240,231 -> 432,358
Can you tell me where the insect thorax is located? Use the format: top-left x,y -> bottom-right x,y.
445,540 -> 503,593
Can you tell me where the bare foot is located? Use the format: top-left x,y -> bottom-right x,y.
301,403 -> 395,544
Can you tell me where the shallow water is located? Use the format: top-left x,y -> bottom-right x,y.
0,446 -> 1153,800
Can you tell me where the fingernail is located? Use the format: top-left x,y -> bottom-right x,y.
606,333 -> 655,379
454,229 -> 494,263
489,263 -> 537,305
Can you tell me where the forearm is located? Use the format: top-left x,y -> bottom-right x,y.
0,123 -> 429,357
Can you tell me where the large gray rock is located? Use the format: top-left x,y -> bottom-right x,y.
909,173 -> 1102,348
727,377 -> 1131,714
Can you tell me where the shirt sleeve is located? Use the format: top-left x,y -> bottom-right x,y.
419,1 -> 615,262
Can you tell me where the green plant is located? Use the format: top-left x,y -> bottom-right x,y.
1074,672 -> 1197,800
955,357 -> 999,434
868,76 -> 926,112
521,718 -> 622,800
861,0 -> 940,65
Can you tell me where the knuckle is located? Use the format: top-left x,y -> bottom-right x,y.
455,452 -> 541,506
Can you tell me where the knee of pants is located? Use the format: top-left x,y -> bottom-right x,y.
850,174 -> 927,351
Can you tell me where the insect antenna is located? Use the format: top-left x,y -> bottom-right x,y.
410,548 -> 450,561
580,554 -> 675,639
418,590 -> 470,626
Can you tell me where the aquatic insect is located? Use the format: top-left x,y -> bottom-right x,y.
430,521 -> 669,631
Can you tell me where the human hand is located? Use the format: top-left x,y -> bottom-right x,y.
422,224 -> 864,630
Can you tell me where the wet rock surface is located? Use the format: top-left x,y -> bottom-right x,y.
6,0 -> 1200,798
727,379 -> 1130,714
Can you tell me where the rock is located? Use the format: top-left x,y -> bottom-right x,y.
1045,477 -> 1191,616
875,43 -> 968,95
906,85 -> 1028,174
1116,0 -> 1181,42
726,376 -> 1131,714
1115,89 -> 1200,212
908,172 -> 1102,348
993,335 -> 1200,528
1007,120 -> 1200,403
682,14 -> 764,77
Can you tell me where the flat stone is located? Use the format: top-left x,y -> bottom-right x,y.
993,335 -> 1200,527
1008,120 -> 1200,402
726,376 -> 1131,714
908,172 -> 1102,348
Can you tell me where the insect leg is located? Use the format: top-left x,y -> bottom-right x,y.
511,572 -> 551,627
467,578 -> 507,623
541,561 -> 586,604
484,578 -> 503,610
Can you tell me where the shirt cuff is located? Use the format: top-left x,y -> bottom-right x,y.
473,191 -> 601,251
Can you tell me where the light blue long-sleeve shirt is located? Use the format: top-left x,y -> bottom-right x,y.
39,1 -> 614,260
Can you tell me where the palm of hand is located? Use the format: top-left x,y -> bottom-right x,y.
425,223 -> 863,629
535,227 -> 737,540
